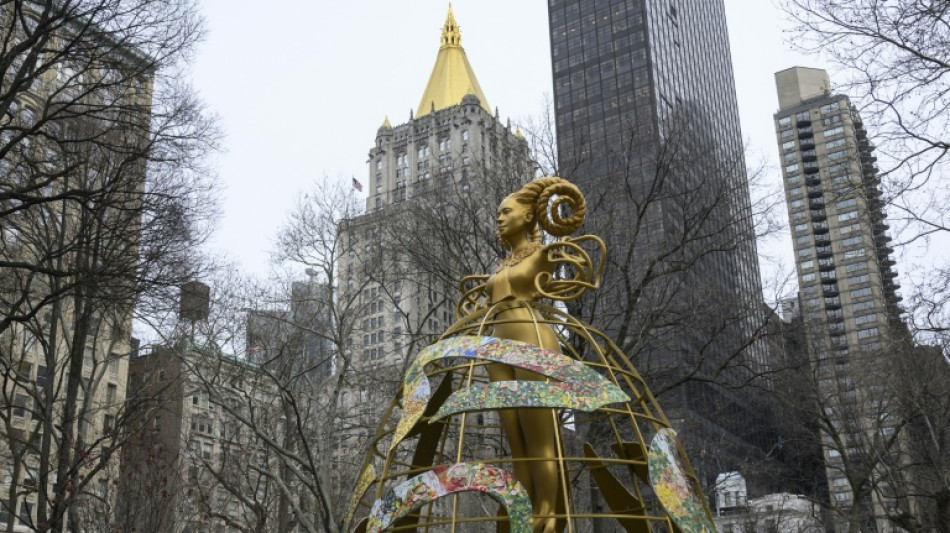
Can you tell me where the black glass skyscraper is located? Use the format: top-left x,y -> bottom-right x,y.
548,0 -> 776,488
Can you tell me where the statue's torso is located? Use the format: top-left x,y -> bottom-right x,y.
485,249 -> 559,352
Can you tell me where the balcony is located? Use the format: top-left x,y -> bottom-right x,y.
819,260 -> 836,271
823,284 -> 840,296
811,209 -> 828,222
803,162 -> 820,174
801,150 -> 818,162
817,245 -> 834,258
880,258 -> 896,267
825,297 -> 842,310
813,221 -> 830,234
806,174 -> 822,186
814,235 -> 832,245
798,126 -> 814,139
807,185 -> 824,198
809,197 -> 826,209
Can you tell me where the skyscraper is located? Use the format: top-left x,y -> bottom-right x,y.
547,1 -> 772,487
335,6 -> 532,453
773,66 -> 905,532
341,5 -> 532,370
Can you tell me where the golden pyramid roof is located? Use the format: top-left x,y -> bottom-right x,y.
415,5 -> 491,118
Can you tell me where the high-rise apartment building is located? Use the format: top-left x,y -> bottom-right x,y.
547,0 -> 772,487
773,66 -> 905,532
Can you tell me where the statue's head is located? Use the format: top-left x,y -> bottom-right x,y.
496,193 -> 537,248
496,177 -> 587,250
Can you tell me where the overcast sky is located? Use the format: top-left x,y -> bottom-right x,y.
190,0 -> 819,294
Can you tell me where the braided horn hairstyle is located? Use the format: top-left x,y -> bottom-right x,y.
509,177 -> 586,243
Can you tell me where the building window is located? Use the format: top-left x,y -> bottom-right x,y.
778,116 -> 792,128
826,138 -> 846,150
837,210 -> 858,222
823,126 -> 844,137
12,395 -> 29,418
801,259 -> 815,270
843,248 -> 866,259
852,300 -> 875,312
782,140 -> 796,151
831,174 -> 852,186
822,115 -> 842,126
839,223 -> 861,234
846,261 -> 868,272
790,199 -> 805,208
841,235 -> 862,247
857,327 -> 880,339
848,273 -> 870,285
855,313 -> 878,325
835,197 -> 857,209
851,287 -> 873,298
784,163 -> 800,173
787,173 -> 802,185
820,102 -> 841,114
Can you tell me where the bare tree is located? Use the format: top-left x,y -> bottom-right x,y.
143,179 -> 395,533
0,0 -> 218,530
767,311 -> 950,533
781,0 -> 950,241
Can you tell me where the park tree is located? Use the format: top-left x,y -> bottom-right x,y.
0,0 -> 218,530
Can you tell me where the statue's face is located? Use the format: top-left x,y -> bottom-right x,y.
496,196 -> 532,243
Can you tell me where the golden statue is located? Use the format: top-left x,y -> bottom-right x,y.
346,178 -> 718,533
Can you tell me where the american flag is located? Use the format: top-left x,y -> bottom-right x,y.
352,177 -> 363,192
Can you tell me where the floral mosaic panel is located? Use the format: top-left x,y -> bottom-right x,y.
391,335 -> 629,450
647,429 -> 717,533
365,462 -> 532,533
435,379 -> 626,420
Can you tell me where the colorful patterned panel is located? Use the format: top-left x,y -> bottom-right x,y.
344,464 -> 376,532
391,335 -> 629,450
365,463 -> 532,533
647,429 -> 717,533
434,378 -> 628,420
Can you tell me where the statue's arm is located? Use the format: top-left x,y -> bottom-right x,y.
456,274 -> 490,319
535,235 -> 607,301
